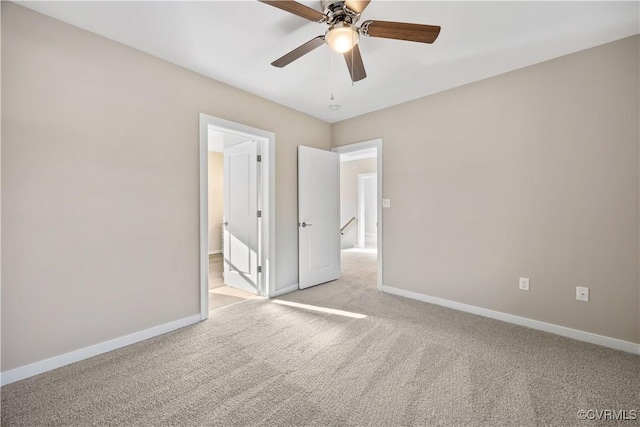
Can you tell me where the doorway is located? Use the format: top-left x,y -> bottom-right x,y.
332,139 -> 383,291
199,114 -> 276,320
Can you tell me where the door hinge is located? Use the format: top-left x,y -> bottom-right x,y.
257,155 -> 262,163
257,210 -> 262,218
257,266 -> 262,273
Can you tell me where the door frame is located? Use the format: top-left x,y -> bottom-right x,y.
331,138 -> 383,291
357,172 -> 377,249
199,113 -> 276,320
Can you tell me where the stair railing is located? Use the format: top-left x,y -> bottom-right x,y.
340,217 -> 356,235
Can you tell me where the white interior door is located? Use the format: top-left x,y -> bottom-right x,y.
298,146 -> 340,289
223,140 -> 259,294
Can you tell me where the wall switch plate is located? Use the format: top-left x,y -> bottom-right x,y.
519,277 -> 530,291
382,199 -> 391,208
576,286 -> 589,302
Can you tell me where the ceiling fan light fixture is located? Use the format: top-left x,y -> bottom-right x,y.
325,23 -> 359,53
260,0 -> 441,82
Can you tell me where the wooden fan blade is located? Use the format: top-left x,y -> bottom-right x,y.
258,0 -> 326,22
344,0 -> 371,14
362,20 -> 441,44
343,44 -> 367,82
272,36 -> 325,68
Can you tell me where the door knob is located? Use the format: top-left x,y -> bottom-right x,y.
223,221 -> 228,226
301,222 -> 312,228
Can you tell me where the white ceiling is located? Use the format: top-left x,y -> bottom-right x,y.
19,1 -> 639,123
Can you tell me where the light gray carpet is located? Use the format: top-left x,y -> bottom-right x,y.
2,252 -> 639,426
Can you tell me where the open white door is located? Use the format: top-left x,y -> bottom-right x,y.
223,140 -> 260,294
298,146 -> 340,289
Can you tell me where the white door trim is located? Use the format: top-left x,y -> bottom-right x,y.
332,139 -> 383,291
357,173 -> 377,248
199,114 -> 276,320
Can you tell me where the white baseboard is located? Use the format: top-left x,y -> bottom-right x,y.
208,250 -> 222,255
0,314 -> 201,386
382,286 -> 640,355
271,283 -> 299,297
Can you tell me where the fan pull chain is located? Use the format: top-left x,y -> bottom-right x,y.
330,50 -> 335,102
351,30 -> 355,87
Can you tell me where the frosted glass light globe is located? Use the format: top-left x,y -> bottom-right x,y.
325,24 -> 359,53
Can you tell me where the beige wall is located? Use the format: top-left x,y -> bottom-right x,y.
1,3 -> 331,371
333,35 -> 640,344
208,152 -> 223,253
340,158 -> 377,248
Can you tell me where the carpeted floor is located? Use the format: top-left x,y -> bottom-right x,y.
2,251 -> 639,426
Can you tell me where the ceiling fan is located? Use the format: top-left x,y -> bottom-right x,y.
258,0 -> 441,82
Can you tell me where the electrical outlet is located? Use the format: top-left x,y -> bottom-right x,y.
519,277 -> 530,291
576,286 -> 589,302
382,199 -> 391,208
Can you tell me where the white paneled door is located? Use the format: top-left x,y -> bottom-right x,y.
223,140 -> 259,294
298,146 -> 340,289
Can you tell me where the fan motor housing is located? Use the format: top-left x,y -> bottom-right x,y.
321,0 -> 343,14
321,0 -> 359,24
